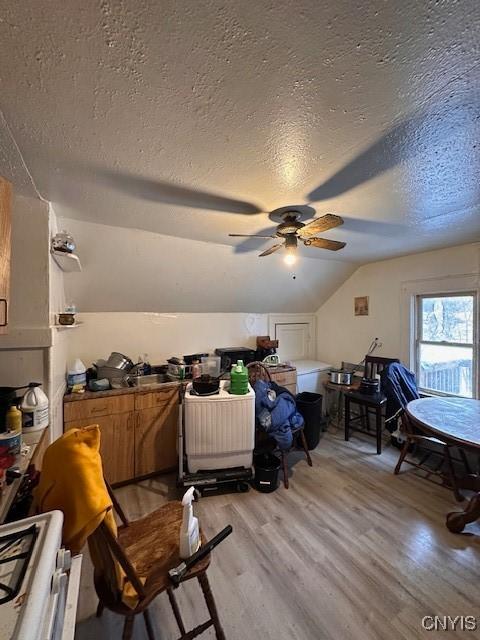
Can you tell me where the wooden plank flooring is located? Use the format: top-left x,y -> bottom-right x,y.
75,430 -> 480,639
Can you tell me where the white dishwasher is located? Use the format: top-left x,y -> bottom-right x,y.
184,380 -> 255,473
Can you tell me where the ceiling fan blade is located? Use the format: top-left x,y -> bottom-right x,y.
299,214 -> 344,238
229,234 -> 277,238
304,237 -> 346,251
259,243 -> 284,257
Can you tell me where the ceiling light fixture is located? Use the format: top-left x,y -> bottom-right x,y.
284,235 -> 297,266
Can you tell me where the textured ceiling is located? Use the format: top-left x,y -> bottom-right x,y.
0,0 -> 479,264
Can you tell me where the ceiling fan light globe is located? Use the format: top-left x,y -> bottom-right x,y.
284,252 -> 296,266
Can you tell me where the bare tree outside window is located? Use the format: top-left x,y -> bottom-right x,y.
416,294 -> 476,398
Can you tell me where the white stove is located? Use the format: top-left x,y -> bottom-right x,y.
0,511 -> 82,640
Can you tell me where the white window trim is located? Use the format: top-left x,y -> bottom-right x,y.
400,273 -> 480,398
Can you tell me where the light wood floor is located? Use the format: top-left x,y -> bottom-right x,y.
75,429 -> 480,640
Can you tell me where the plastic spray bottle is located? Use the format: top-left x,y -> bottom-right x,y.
179,486 -> 200,559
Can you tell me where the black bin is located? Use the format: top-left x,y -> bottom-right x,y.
253,453 -> 281,493
296,392 -> 323,450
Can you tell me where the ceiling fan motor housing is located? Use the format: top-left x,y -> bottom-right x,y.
276,212 -> 304,236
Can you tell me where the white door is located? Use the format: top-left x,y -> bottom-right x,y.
274,323 -> 311,361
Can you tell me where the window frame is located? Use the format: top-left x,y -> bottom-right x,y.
414,291 -> 478,398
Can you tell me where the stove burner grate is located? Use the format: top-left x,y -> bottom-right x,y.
0,524 -> 38,605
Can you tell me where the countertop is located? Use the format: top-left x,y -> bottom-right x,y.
64,364 -> 296,403
64,380 -> 182,402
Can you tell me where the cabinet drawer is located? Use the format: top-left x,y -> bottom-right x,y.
284,383 -> 297,396
271,370 -> 297,387
64,394 -> 134,422
135,387 -> 179,410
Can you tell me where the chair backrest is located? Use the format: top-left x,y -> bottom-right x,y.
88,516 -> 146,608
364,356 -> 400,379
247,361 -> 272,386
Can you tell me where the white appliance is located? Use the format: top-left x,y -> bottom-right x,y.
0,511 -> 82,640
293,360 -> 332,411
184,380 -> 255,473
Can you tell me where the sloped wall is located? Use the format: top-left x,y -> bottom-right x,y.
59,218 -> 356,314
316,243 -> 480,368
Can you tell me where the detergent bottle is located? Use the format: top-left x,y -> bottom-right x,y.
230,359 -> 249,395
179,486 -> 200,559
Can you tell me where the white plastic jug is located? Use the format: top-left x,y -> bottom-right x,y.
67,358 -> 87,389
21,385 -> 49,431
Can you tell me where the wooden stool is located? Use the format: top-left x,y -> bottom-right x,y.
344,389 -> 386,455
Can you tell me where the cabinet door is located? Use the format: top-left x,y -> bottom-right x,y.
0,177 -> 12,334
64,413 -> 135,485
135,393 -> 178,476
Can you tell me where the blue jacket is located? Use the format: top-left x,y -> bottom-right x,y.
380,362 -> 419,428
254,379 -> 304,450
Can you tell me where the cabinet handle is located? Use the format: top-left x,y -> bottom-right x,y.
0,299 -> 7,327
91,406 -> 108,413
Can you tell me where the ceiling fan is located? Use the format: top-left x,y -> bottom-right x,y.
228,209 -> 346,263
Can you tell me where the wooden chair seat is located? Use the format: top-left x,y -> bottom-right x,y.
118,502 -> 210,597
92,485 -> 226,640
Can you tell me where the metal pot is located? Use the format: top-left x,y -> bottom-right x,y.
359,377 -> 380,394
106,352 -> 134,370
329,369 -> 354,385
192,375 -> 220,396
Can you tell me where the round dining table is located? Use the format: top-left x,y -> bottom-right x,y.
406,396 -> 480,533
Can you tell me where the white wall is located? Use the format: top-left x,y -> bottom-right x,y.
0,198 -> 69,440
316,243 -> 480,368
67,312 -> 270,366
59,218 -> 356,314
48,207 -> 69,440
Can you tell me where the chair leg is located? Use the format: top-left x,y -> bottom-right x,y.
281,451 -> 289,489
198,572 -> 226,640
344,396 -> 351,441
96,601 -> 104,618
444,446 -> 464,502
143,609 -> 156,640
299,430 -> 313,466
167,587 -> 186,636
122,615 -> 134,640
394,438 -> 410,474
375,407 -> 382,455
459,447 -> 472,475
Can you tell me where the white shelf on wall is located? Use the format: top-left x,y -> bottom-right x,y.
53,322 -> 83,330
51,250 -> 82,272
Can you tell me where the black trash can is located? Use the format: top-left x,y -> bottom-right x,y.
296,392 -> 323,450
253,453 -> 281,493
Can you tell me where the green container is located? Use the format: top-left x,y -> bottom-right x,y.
230,359 -> 249,395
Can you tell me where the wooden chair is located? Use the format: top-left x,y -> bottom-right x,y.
92,483 -> 226,640
344,356 -> 400,454
247,361 -> 312,489
394,412 -> 470,502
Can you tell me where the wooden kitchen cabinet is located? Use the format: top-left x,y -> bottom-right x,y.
134,388 -> 178,476
64,386 -> 179,485
0,177 -> 12,334
64,412 -> 135,484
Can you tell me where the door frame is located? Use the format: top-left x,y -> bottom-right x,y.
268,314 -> 317,360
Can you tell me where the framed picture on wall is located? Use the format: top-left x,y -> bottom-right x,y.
354,296 -> 369,316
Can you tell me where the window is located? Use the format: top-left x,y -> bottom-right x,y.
415,293 -> 477,397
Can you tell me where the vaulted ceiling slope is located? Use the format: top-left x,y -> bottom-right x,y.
0,0 -> 479,267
